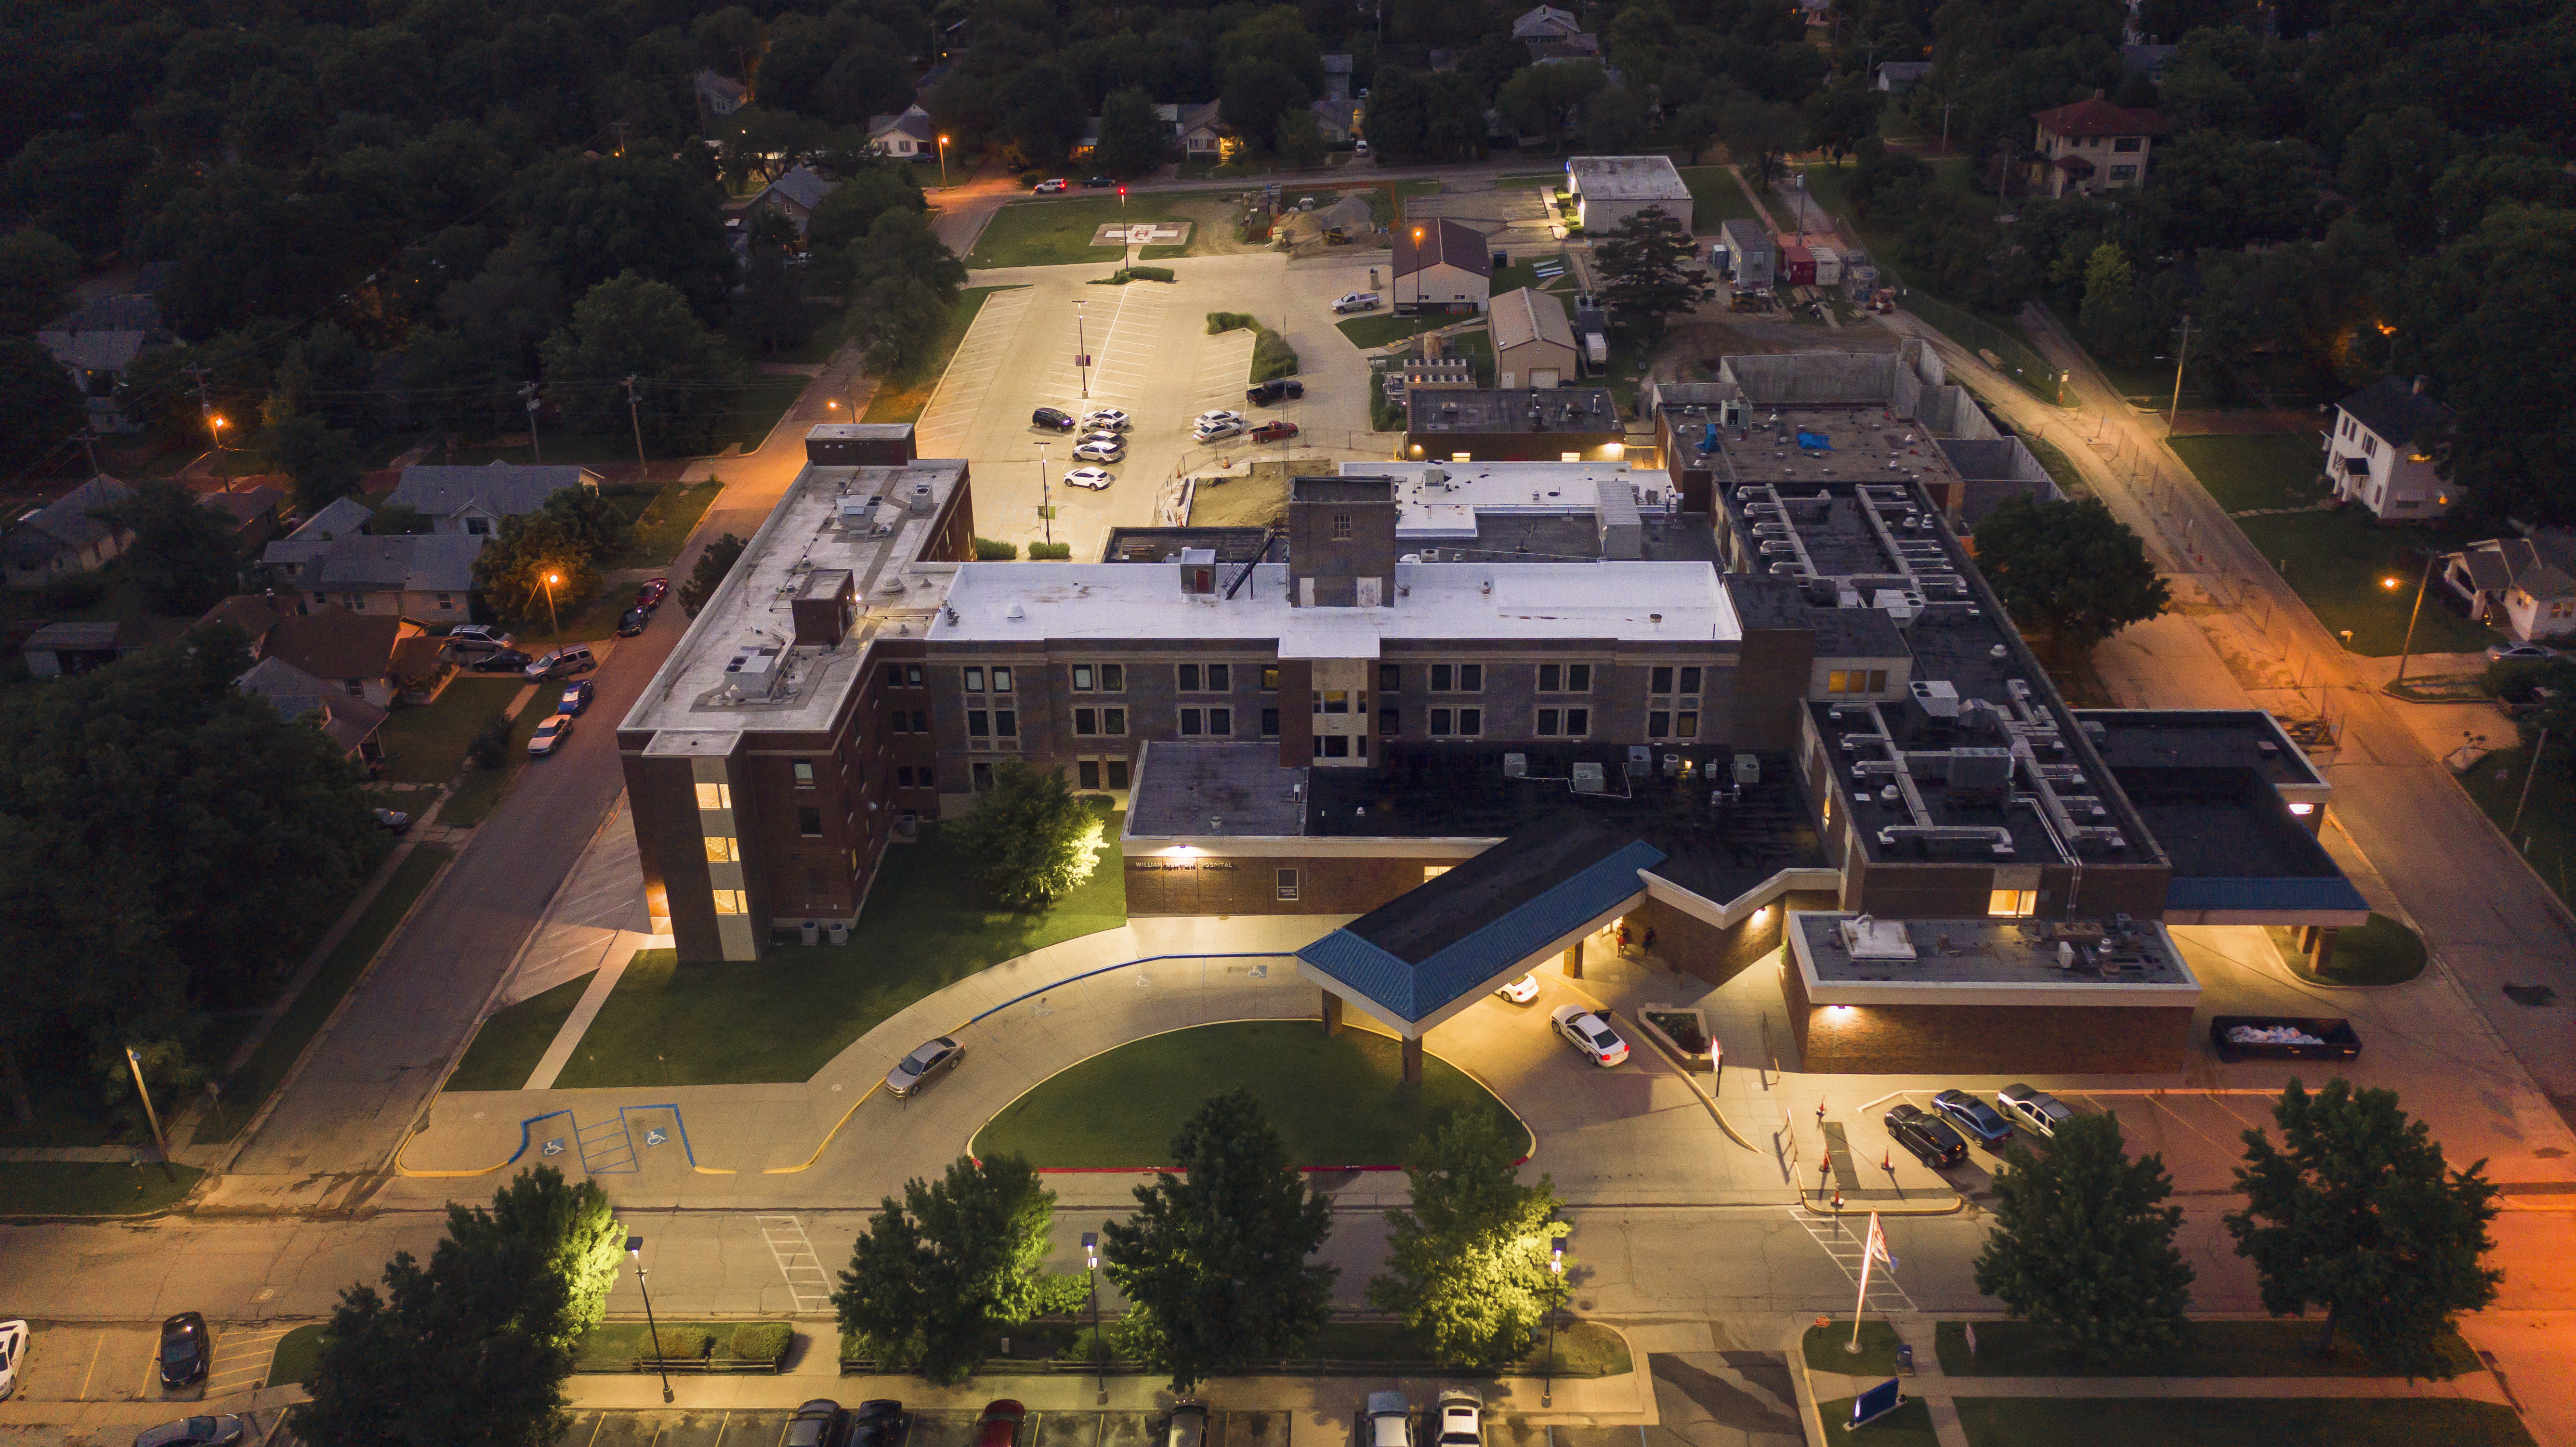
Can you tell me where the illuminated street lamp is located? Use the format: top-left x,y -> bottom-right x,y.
208,414 -> 227,451
1082,1232 -> 1104,1404
625,1237 -> 676,1404
542,570 -> 562,636
1542,1230 -> 1568,1406
937,133 -> 951,188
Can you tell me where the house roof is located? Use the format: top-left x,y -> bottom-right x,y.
1567,154 -> 1690,201
1876,61 -> 1933,82
2032,96 -> 2167,138
1529,36 -> 1602,59
697,70 -> 747,104
389,634 -> 454,682
2338,376 -> 2452,449
2453,536 -> 2576,600
38,329 -> 151,374
387,463 -> 595,521
1513,4 -> 1581,38
199,485 -> 286,531
265,606 -> 405,682
305,533 -> 482,594
1490,287 -> 1576,352
869,105 -> 935,143
194,593 -> 297,644
760,164 -> 838,210
263,495 -> 376,570
21,474 -> 135,554
1175,101 -> 1224,138
44,295 -> 163,332
237,656 -> 387,754
2121,43 -> 2179,73
1312,97 -> 1359,133
1394,218 -> 1494,280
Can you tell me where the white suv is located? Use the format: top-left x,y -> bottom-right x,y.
1073,435 -> 1125,463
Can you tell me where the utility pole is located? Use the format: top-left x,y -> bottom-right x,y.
1037,442 -> 1053,547
124,1045 -> 169,1163
2514,727 -> 2550,834
520,380 -> 545,464
183,363 -> 224,457
623,375 -> 648,476
1938,103 -> 1956,155
2391,549 -> 2436,686
75,430 -> 101,477
2165,315 -> 2193,430
1993,140 -> 2018,222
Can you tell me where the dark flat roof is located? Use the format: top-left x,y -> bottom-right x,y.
2113,766 -> 2346,882
1128,742 -> 1306,836
1347,811 -> 1640,964
2075,709 -> 2326,788
1407,387 -> 1619,436
1294,476 -> 1394,504
1103,526 -> 1271,563
1797,912 -> 2193,986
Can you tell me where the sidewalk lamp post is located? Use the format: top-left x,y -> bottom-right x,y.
936,134 -> 950,187
2389,550 -> 2437,687
123,1045 -> 170,1164
1082,1232 -> 1105,1404
1542,1231 -> 1567,1407
626,1236 -> 677,1404
1073,299 -> 1091,399
541,571 -> 562,636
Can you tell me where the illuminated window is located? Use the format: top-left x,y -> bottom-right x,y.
712,889 -> 747,915
1423,865 -> 1451,881
1987,889 -> 2037,918
695,782 -> 732,810
792,759 -> 815,786
704,836 -> 739,862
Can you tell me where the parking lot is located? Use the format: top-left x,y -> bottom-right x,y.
1862,1085 -> 2283,1196
2,1319 -> 289,1403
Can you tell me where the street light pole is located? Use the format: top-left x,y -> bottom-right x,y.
625,1237 -> 677,1404
542,571 -> 561,636
123,1045 -> 169,1163
2392,549 -> 2437,686
1073,300 -> 1090,400
2166,315 -> 2194,431
1037,443 -> 1053,548
1542,1232 -> 1567,1407
623,375 -> 648,478
1082,1232 -> 1104,1405
521,381 -> 544,464
937,133 -> 950,188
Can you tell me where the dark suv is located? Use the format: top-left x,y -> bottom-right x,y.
1032,407 -> 1077,431
786,1400 -> 846,1447
1884,1103 -> 1967,1169
1246,378 -> 1305,404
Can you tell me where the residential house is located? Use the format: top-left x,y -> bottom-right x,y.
1428,49 -> 1461,73
2443,533 -> 2576,641
36,295 -> 170,433
2326,376 -> 2454,520
697,70 -> 748,117
19,617 -> 190,679
1311,97 -> 1361,146
1490,287 -> 1580,390
1875,62 -> 1932,93
0,474 -> 135,585
236,655 -> 388,762
752,164 -> 839,238
384,462 -> 601,538
1323,53 -> 1355,101
867,105 -> 936,158
1512,5 -> 1583,41
1174,102 -> 1227,157
2028,93 -> 2166,197
388,634 -> 460,702
260,496 -> 376,576
1393,219 -> 1494,313
296,534 -> 483,622
194,595 -> 421,709
197,484 -> 289,555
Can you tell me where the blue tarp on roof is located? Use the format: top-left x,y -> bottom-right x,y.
1795,430 -> 1831,450
1298,838 -> 1665,1025
2165,876 -> 2369,914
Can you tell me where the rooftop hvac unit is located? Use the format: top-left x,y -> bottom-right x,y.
907,481 -> 935,514
1910,678 -> 1961,718
1502,753 -> 1528,778
1945,747 -> 2012,792
1733,754 -> 1761,785
1570,762 -> 1607,794
725,645 -> 783,689
838,496 -> 880,529
1626,745 -> 1652,777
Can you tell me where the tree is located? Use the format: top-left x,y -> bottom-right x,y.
1094,88 -> 1168,177
946,761 -> 1105,910
1101,1088 -> 1338,1391
2226,1078 -> 2502,1375
541,485 -> 631,563
1498,62 -> 1605,153
831,1154 -> 1084,1384
0,229 -> 79,333
302,1167 -> 621,1447
1367,1112 -> 1562,1368
471,515 -> 602,626
679,533 -> 747,618
848,276 -> 953,379
1363,67 -> 1432,160
1969,495 -> 2170,665
847,211 -> 969,304
1804,80 -> 1881,164
1719,91 -> 1803,186
100,480 -> 241,614
1579,86 -> 1651,153
1274,107 -> 1327,169
1421,74 -> 1494,165
539,273 -> 745,455
511,154 -> 738,324
256,409 -> 366,514
1223,59 -> 1312,155
1972,1112 -> 2193,1364
0,337 -> 86,472
1593,207 -> 1712,341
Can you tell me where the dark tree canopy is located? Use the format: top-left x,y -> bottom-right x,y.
99,479 -> 242,614
946,761 -> 1106,910
1973,1112 -> 2194,1364
831,1154 -> 1083,1384
1971,495 -> 2170,664
1593,207 -> 1713,342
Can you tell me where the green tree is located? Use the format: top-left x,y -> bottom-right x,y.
831,1154 -> 1084,1384
0,229 -> 80,333
1363,67 -> 1432,160
1593,207 -> 1713,342
538,273 -> 745,454
848,210 -> 969,304
1719,91 -> 1804,186
0,337 -> 86,471
511,153 -> 738,324
1094,88 -> 1168,177
1498,62 -> 1605,153
1972,1112 -> 2193,1365
541,485 -> 631,563
1223,59 -> 1312,155
1804,80 -> 1881,164
1580,87 -> 1652,153
1275,107 -> 1327,169
946,760 -> 1105,910
848,276 -> 952,379
1421,73 -> 1494,164
1102,1088 -> 1338,1391
471,514 -> 602,625
1969,495 -> 2170,665
679,533 -> 748,618
256,408 -> 366,514
1367,1112 -> 1562,1368
99,480 -> 241,614
2225,1078 -> 2501,1375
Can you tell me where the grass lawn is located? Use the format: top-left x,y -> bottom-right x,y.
971,1021 -> 1529,1168
1804,1320 -> 1904,1376
2457,745 -> 2576,909
1953,1398 -> 2532,1447
2169,434 -> 2334,513
1497,172 -> 1563,190
552,816 -> 1127,1086
866,286 -> 1018,425
267,1325 -> 327,1387
2267,912 -> 2427,986
192,846 -> 454,1146
446,971 -> 595,1092
1491,251 -> 1571,296
1934,1318 -> 2477,1378
2231,508 -> 2493,656
0,1161 -> 205,1215
1678,167 -> 1760,227
1814,1396 -> 1938,1445
375,678 -> 521,786
438,695 -> 555,828
1336,312 -> 1458,350
2094,349 -> 2229,413
2019,430 -> 2089,497
968,197 -> 1198,268
612,481 -> 721,569
505,587 -> 631,652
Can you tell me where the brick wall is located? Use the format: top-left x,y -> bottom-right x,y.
1782,965 -> 2194,1073
1634,888 -> 1839,988
1124,853 -> 1460,915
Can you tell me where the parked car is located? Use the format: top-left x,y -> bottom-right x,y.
634,577 -> 670,610
1333,292 -> 1382,313
1062,467 -> 1115,490
785,1400 -> 846,1447
0,1318 -> 26,1401
1081,407 -> 1130,431
1073,436 -> 1125,463
886,1036 -> 964,1097
1194,409 -> 1243,428
525,644 -> 596,680
1494,972 -> 1539,1003
471,648 -> 533,673
1193,417 -> 1243,442
528,715 -> 574,756
617,607 -> 650,637
975,1400 -> 1026,1447
1884,1103 -> 1968,1169
1032,406 -> 1078,431
1163,1402 -> 1209,1447
157,1313 -> 208,1392
1995,1083 -> 2075,1140
134,1418 -> 244,1447
1033,178 -> 1069,193
445,624 -> 513,654
1434,1391 -> 1481,1447
1930,1088 -> 2014,1147
1354,138 -> 1371,156
1082,175 -> 1117,188
1362,1392 -> 1412,1447
1247,377 -> 1305,404
369,807 -> 411,834
849,1402 -> 905,1447
1550,1004 -> 1630,1067
2487,641 -> 2558,663
558,679 -> 593,715
1249,421 -> 1299,443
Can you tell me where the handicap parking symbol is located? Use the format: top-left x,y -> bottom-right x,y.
644,1127 -> 668,1147
541,1138 -> 564,1157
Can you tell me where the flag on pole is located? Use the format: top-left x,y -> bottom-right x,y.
1849,1211 -> 1896,1355
1865,1211 -> 1900,1274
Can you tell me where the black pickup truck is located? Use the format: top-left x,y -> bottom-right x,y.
1247,377 -> 1305,404
2209,1016 -> 2363,1062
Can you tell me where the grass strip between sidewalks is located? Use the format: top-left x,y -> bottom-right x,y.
0,1161 -> 206,1216
1934,1318 -> 2477,1378
1952,1396 -> 2532,1447
445,971 -> 597,1092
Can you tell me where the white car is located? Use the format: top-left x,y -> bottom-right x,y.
0,1319 -> 24,1401
1193,409 -> 1243,428
528,715 -> 573,756
1082,407 -> 1130,431
1550,1004 -> 1630,1067
1494,973 -> 1539,1004
1354,138 -> 1371,157
1434,1391 -> 1480,1447
1193,418 -> 1244,442
1996,1082 -> 2076,1139
1073,435 -> 1125,463
1062,467 -> 1115,490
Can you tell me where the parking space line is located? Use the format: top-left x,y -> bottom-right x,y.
78,1330 -> 104,1400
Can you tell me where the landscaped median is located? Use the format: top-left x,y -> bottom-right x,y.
577,1320 -> 793,1373
839,1317 -> 1630,1378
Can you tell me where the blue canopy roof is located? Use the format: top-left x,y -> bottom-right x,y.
2164,875 -> 2369,914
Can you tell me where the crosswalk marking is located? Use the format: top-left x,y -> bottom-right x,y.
1786,1207 -> 1917,1315
757,1215 -> 838,1315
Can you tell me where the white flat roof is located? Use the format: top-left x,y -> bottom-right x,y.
1565,155 -> 1690,200
928,560 -> 1739,646
1348,460 -> 1661,541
